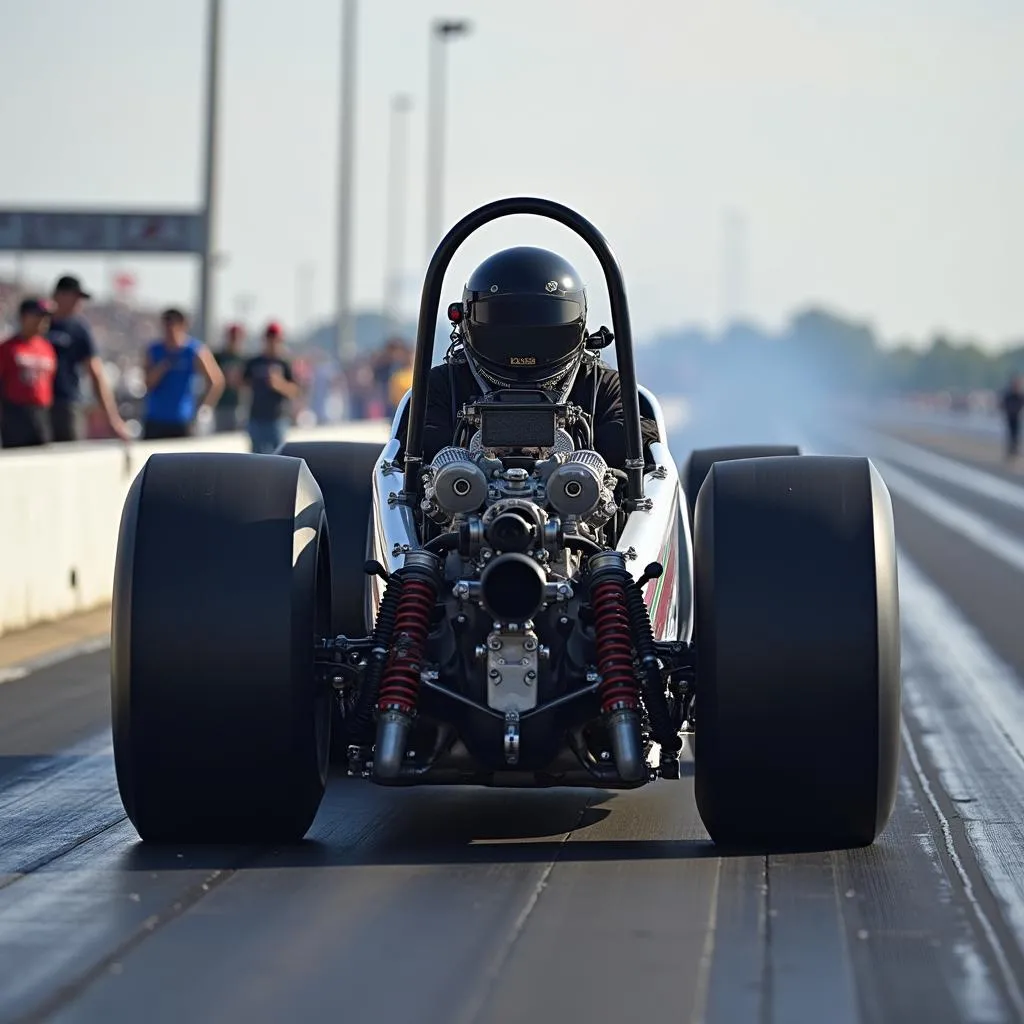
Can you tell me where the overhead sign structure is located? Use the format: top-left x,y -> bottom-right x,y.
0,209 -> 204,254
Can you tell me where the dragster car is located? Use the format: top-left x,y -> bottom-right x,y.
110,198 -> 901,850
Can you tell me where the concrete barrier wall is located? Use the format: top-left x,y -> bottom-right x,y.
0,421 -> 390,637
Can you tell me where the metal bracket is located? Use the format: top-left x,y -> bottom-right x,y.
487,628 -> 540,713
623,497 -> 654,513
504,710 -> 521,765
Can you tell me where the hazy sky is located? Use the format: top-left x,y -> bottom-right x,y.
1,0 -> 1021,349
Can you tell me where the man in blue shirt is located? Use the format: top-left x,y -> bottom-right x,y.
48,275 -> 130,442
143,308 -> 224,440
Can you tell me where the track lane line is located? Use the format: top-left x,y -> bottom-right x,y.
898,553 -> 1024,1016
869,436 -> 1024,512
900,720 -> 1024,1020
0,636 -> 110,686
873,460 -> 1024,577
688,856 -> 722,1024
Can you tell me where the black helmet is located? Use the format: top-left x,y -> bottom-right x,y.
461,246 -> 588,390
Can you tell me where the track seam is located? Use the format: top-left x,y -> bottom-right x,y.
0,814 -> 126,894
10,861 -> 243,1024
688,855 -> 722,1024
451,798 -> 592,1024
901,719 -> 1024,1018
760,856 -> 772,1024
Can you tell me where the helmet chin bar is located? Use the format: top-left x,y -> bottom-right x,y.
464,343 -> 585,403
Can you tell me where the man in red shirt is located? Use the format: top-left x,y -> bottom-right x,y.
0,298 -> 58,449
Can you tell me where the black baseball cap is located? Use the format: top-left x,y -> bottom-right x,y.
53,275 -> 91,299
160,307 -> 188,325
19,297 -> 53,317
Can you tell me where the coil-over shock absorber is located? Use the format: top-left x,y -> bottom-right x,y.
588,551 -> 646,782
374,550 -> 443,779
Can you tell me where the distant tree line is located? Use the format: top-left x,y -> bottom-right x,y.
636,307 -> 1024,396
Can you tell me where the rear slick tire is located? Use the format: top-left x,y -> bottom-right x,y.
683,445 -> 800,531
275,440 -> 382,638
111,452 -> 332,844
693,455 -> 900,851
276,440 -> 382,763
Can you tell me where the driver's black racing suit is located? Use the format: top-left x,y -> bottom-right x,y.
397,356 -> 660,469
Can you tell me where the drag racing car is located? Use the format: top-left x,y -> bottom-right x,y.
110,197 -> 901,850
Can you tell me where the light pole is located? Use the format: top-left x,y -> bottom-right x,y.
295,262 -> 315,333
720,209 -> 748,329
197,0 -> 222,346
384,94 -> 412,324
425,18 -> 471,261
336,0 -> 358,361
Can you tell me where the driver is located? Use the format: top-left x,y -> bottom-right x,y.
398,246 -> 659,468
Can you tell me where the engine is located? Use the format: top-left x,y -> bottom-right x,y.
419,440 -> 619,635
363,434 -> 631,768
354,403 -> 682,793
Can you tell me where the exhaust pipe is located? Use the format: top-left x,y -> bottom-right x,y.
606,708 -> 645,782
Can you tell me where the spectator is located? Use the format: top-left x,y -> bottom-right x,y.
0,298 -> 57,448
142,308 -> 224,440
1001,373 -> 1023,459
387,344 -> 414,415
243,321 -> 301,453
213,322 -> 246,432
47,275 -> 130,442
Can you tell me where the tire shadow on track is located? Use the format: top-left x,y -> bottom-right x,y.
110,784 -> 733,872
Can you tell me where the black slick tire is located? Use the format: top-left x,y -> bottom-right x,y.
275,441 -> 382,637
692,455 -> 900,850
111,452 -> 332,843
276,440 -> 383,762
683,445 -> 800,531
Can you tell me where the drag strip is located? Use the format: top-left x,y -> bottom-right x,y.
8,424 -> 1024,1021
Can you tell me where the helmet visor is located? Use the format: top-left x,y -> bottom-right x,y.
467,294 -> 585,328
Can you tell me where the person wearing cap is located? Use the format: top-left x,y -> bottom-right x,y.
0,298 -> 58,448
47,275 -> 130,442
242,321 -> 301,453
213,322 -> 246,432
142,308 -> 225,440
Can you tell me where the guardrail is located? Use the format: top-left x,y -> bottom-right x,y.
0,421 -> 390,637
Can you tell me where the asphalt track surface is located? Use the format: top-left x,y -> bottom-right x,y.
5,407 -> 1024,1023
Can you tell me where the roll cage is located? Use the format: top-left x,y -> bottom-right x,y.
401,197 -> 647,510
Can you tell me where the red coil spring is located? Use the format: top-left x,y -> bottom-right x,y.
591,578 -> 640,714
377,579 -> 436,715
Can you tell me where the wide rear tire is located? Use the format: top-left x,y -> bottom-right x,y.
683,445 -> 800,530
111,452 -> 332,843
276,441 -> 382,763
693,455 -> 900,850
276,440 -> 382,637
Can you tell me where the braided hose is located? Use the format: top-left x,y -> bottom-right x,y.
346,577 -> 403,739
625,582 -> 682,756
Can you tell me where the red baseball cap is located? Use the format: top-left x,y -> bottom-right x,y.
265,320 -> 283,337
226,322 -> 243,338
